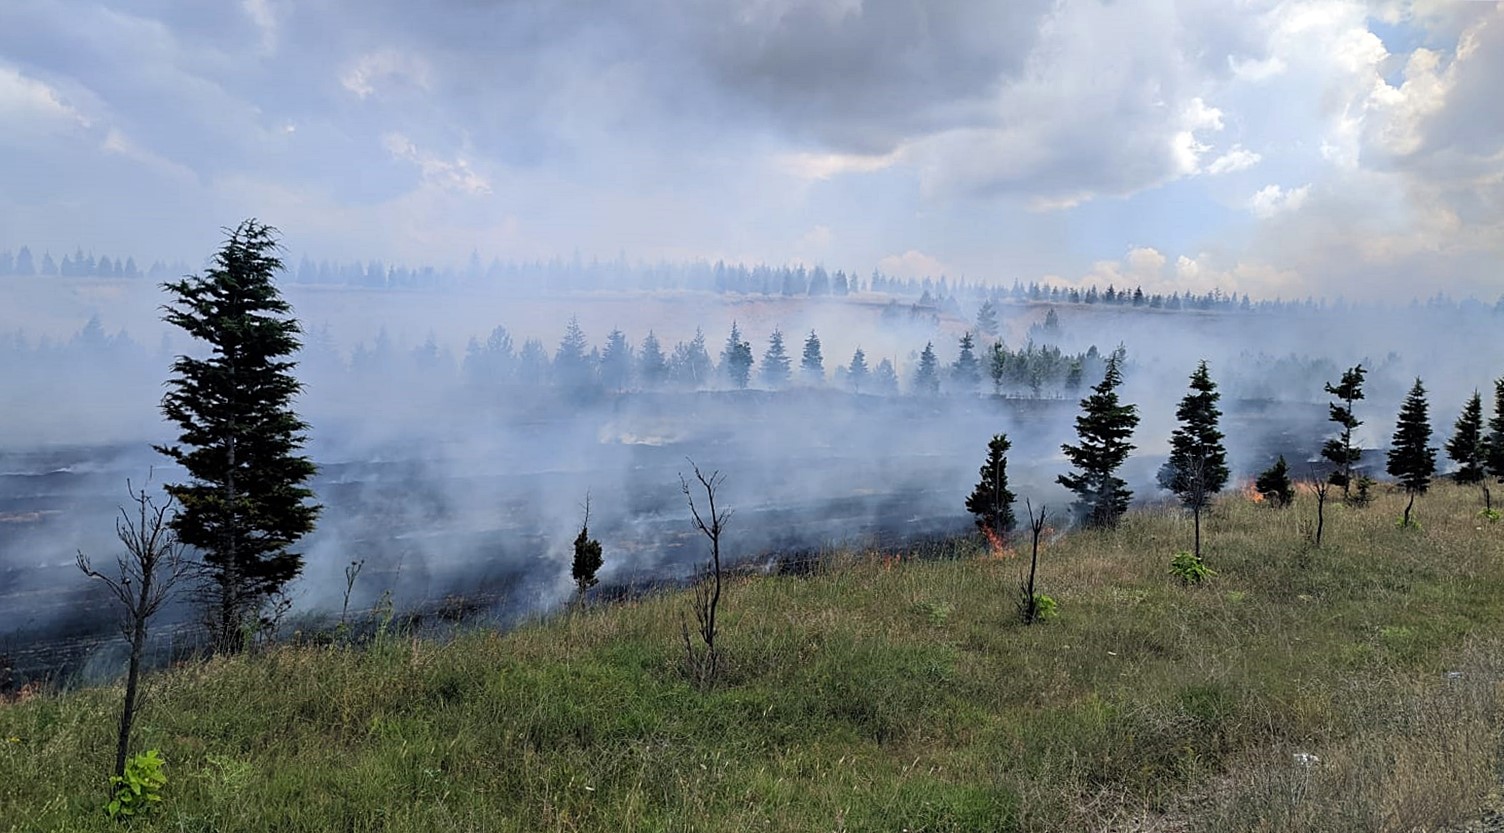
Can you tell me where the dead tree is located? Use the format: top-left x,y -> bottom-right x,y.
1309,472 -> 1331,548
1018,501 -> 1048,625
76,482 -> 189,782
680,460 -> 731,691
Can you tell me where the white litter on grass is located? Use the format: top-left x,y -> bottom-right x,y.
1293,752 -> 1320,768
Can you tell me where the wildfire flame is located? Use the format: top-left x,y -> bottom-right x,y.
1241,480 -> 1265,503
981,526 -> 1015,560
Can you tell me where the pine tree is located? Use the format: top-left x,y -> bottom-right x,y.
600,328 -> 633,392
965,434 -> 1016,539
1445,391 -> 1486,484
1157,361 -> 1229,558
847,348 -> 869,392
1386,377 -> 1436,528
571,497 -> 604,597
873,358 -> 898,395
638,331 -> 668,389
1255,456 -> 1295,507
157,220 -> 320,649
761,329 -> 791,389
670,328 -> 714,389
800,330 -> 824,384
1321,364 -> 1366,498
553,316 -> 594,393
975,300 -> 1000,338
951,332 -> 981,391
719,322 -> 753,390
913,342 -> 940,395
1057,355 -> 1139,528
1486,378 -> 1504,490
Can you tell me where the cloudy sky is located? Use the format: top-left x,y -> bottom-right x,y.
1,0 -> 1501,300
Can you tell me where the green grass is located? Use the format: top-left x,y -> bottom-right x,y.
5,482 -> 1504,831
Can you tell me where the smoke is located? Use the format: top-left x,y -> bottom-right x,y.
2,273 -> 1501,678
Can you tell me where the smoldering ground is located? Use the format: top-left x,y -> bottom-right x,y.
0,275 -> 1499,682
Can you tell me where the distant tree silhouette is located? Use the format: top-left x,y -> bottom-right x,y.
914,342 -> 940,395
761,329 -> 791,389
553,316 -> 594,393
975,300 -> 1000,338
669,328 -> 714,389
873,358 -> 899,395
719,322 -> 753,390
637,331 -> 668,389
600,328 -> 633,392
952,332 -> 982,392
847,348 -> 869,392
800,330 -> 824,384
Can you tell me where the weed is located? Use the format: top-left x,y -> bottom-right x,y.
105,749 -> 166,820
1170,550 -> 1215,585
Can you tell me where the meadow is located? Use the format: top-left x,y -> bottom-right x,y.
3,481 -> 1503,831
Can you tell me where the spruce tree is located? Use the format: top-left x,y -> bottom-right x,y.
1446,391 -> 1486,484
952,332 -> 981,391
1157,361 -> 1229,557
873,358 -> 899,395
1057,354 -> 1139,528
1255,456 -> 1295,507
553,316 -> 594,392
800,330 -> 824,384
761,329 -> 791,389
157,220 -> 320,649
1386,377 -> 1436,528
720,322 -> 753,390
637,331 -> 667,389
1321,364 -> 1366,498
975,300 -> 1000,338
847,348 -> 869,392
571,497 -> 603,597
965,434 -> 1016,540
599,328 -> 633,392
913,342 -> 940,395
1487,377 -> 1504,489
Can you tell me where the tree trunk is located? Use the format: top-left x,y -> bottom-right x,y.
1193,505 -> 1202,560
1404,491 -> 1416,527
116,564 -> 155,780
1315,491 -> 1326,548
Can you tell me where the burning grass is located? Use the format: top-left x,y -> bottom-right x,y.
3,482 -> 1504,831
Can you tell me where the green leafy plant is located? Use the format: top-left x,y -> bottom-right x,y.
1032,593 -> 1059,620
105,749 -> 166,820
1479,508 -> 1501,523
1170,550 -> 1214,585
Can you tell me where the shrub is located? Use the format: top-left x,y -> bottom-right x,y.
105,749 -> 166,820
1170,550 -> 1214,585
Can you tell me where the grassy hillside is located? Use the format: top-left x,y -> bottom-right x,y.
4,483 -> 1504,831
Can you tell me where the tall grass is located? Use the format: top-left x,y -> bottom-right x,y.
2,481 -> 1502,831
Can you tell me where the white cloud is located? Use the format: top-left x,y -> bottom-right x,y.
1248,183 -> 1311,218
777,148 -> 904,181
877,250 -> 949,279
0,65 -> 88,131
1205,145 -> 1262,175
382,133 -> 491,195
242,0 -> 277,52
342,50 -> 432,100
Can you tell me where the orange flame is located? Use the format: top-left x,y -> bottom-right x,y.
981,526 -> 1016,560
1241,480 -> 1265,503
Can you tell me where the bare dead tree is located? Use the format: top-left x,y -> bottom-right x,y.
1018,501 -> 1049,625
1309,470 -> 1332,549
76,481 -> 189,782
680,460 -> 731,691
339,559 -> 365,633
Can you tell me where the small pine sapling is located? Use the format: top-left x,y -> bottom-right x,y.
572,495 -> 604,598
1255,456 -> 1295,507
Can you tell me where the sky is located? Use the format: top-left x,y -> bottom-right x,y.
1,0 -> 1502,301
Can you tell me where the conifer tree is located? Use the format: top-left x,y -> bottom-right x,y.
847,348 -> 869,392
975,300 -> 1000,338
914,342 -> 940,395
637,331 -> 668,389
553,315 -> 594,392
1486,378 -> 1504,492
599,328 -> 633,392
571,496 -> 603,597
1057,354 -> 1139,528
719,322 -> 753,390
1386,377 -> 1436,528
965,434 -> 1016,540
1446,391 -> 1486,484
1157,361 -> 1229,557
1321,364 -> 1366,498
761,329 -> 791,389
800,330 -> 824,384
157,220 -> 320,649
669,328 -> 714,389
952,331 -> 981,391
873,358 -> 899,395
1255,456 -> 1295,507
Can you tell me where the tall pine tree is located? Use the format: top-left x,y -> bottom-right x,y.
719,322 -> 753,390
913,342 -> 940,395
800,330 -> 824,384
1058,354 -> 1139,528
1321,364 -> 1366,498
1487,377 -> 1504,489
965,434 -> 1016,541
1445,391 -> 1486,484
847,348 -> 869,392
952,332 -> 981,391
157,220 -> 320,649
761,329 -> 791,389
1386,377 -> 1436,528
1157,361 -> 1229,558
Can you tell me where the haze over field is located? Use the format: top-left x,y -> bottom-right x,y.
2,2 -> 1503,674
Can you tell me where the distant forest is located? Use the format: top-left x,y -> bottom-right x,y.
5,244 -> 1503,318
